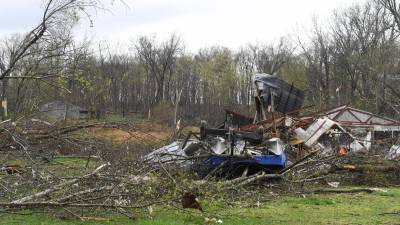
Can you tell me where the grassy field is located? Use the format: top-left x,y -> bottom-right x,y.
1,188 -> 400,225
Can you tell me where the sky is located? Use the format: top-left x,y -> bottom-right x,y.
0,0 -> 367,53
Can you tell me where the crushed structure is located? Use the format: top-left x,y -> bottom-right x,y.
146,73 -> 400,179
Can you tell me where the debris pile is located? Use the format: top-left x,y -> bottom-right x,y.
146,73 -> 400,181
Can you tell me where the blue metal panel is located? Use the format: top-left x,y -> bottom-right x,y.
204,153 -> 286,169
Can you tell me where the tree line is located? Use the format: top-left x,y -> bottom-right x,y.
1,0 -> 400,125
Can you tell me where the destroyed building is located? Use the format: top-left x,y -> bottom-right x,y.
145,73 -> 400,178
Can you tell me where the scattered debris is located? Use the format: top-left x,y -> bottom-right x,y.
327,182 -> 340,188
294,117 -> 368,155
385,137 -> 400,159
386,144 -> 400,159
147,73 -> 400,181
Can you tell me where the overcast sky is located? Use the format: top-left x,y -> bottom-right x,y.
0,0 -> 366,53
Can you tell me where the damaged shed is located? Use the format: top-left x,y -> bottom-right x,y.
39,101 -> 90,121
306,105 -> 400,132
302,105 -> 400,143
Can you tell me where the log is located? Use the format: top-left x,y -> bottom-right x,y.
311,188 -> 377,194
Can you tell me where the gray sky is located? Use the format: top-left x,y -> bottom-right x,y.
0,0 -> 366,52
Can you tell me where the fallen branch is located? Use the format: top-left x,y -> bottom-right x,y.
30,123 -> 112,140
55,185 -> 114,203
279,149 -> 320,175
203,160 -> 229,180
11,163 -> 109,204
0,202 -> 152,209
235,172 -> 281,188
334,164 -> 400,173
311,188 -> 377,194
222,171 -> 281,189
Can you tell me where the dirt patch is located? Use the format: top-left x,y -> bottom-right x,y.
88,127 -> 131,141
86,122 -> 172,143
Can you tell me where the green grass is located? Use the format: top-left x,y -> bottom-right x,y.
46,156 -> 100,177
1,189 -> 400,225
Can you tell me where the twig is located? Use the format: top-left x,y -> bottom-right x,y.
155,155 -> 177,185
63,207 -> 83,220
203,160 -> 229,180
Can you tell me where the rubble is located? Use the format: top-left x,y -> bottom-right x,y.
294,117 -> 369,155
385,137 -> 400,159
146,73 -> 400,180
386,144 -> 400,159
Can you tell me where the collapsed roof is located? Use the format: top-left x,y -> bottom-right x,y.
302,105 -> 400,132
295,117 -> 370,153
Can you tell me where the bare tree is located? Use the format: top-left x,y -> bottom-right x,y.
331,1 -> 395,109
299,20 -> 334,109
377,0 -> 400,31
249,38 -> 293,75
135,34 -> 182,103
235,46 -> 256,106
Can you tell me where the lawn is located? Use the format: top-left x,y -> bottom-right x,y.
1,188 -> 399,225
